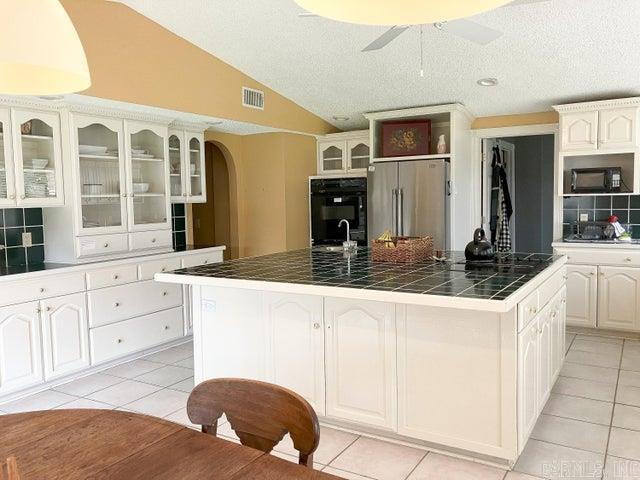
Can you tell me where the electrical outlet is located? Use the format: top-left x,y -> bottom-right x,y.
579,213 -> 589,222
22,232 -> 33,247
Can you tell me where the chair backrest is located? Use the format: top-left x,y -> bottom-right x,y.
187,378 -> 320,467
0,457 -> 21,480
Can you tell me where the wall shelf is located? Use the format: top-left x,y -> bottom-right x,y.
372,153 -> 452,163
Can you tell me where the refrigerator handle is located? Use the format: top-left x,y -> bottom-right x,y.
391,188 -> 397,236
398,188 -> 404,236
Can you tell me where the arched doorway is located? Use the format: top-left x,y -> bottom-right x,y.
192,142 -> 232,259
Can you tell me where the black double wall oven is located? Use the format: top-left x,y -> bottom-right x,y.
310,177 -> 367,246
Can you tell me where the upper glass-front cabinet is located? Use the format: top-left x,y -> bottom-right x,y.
169,129 -> 206,204
348,140 -> 370,171
125,121 -> 171,231
319,141 -> 346,174
12,109 -> 64,206
317,135 -> 370,175
0,110 -> 15,207
74,115 -> 127,235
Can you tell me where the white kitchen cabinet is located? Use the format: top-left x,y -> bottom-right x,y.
0,108 -> 16,207
347,138 -> 371,172
517,314 -> 539,450
318,140 -> 346,174
565,265 -> 597,328
560,111 -> 598,151
538,305 -> 553,407
599,108 -> 638,150
0,302 -> 43,394
552,289 -> 567,377
72,114 -> 128,236
41,293 -> 89,380
264,293 -> 325,414
169,129 -> 206,204
124,120 -> 171,232
12,109 -> 64,206
324,297 -> 396,429
317,131 -> 370,175
598,266 -> 640,331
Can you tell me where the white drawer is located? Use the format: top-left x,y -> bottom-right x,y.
77,234 -> 129,258
138,257 -> 182,281
518,290 -> 540,332
86,264 -> 139,290
558,249 -> 640,267
0,273 -> 86,307
130,230 -> 172,251
87,280 -> 183,328
181,250 -> 223,268
538,268 -> 566,311
90,307 -> 183,364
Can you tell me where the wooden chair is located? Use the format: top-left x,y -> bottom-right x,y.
0,457 -> 21,480
187,378 -> 320,467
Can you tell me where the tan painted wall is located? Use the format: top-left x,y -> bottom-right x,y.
202,131 -> 316,258
61,0 -> 336,135
471,111 -> 559,129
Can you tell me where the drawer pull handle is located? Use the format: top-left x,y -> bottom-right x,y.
626,257 -> 633,262
39,287 -> 45,293
164,325 -> 170,330
114,302 -> 121,307
313,322 -> 320,329
116,338 -> 124,344
161,267 -> 166,272
162,291 -> 168,297
203,260 -> 208,264
46,306 -> 51,312
151,238 -> 157,243
104,243 -> 110,248
113,274 -> 119,280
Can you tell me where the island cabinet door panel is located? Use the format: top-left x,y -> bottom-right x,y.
324,297 -> 396,430
0,302 -> 43,394
560,111 -> 598,151
518,316 -> 539,452
41,293 -> 90,381
598,266 -> 640,331
263,293 -> 325,415
538,306 -> 553,408
550,289 -> 567,381
397,305 -> 517,459
565,265 -> 597,327
198,287 -> 267,382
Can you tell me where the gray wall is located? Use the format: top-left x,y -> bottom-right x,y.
499,135 -> 555,253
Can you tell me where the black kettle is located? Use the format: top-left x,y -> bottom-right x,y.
465,228 -> 495,261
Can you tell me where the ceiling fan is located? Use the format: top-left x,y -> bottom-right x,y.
298,0 -> 550,51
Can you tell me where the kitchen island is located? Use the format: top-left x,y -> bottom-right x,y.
156,248 -> 567,467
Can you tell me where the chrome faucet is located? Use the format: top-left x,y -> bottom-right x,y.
338,219 -> 357,252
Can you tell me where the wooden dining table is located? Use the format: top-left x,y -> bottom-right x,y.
0,409 -> 343,479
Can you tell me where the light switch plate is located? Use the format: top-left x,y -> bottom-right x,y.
22,232 -> 32,247
579,213 -> 589,222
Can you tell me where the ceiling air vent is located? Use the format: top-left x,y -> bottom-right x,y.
242,87 -> 264,110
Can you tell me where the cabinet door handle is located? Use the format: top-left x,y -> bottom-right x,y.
116,338 -> 124,344
9,194 -> 15,200
20,195 -> 25,200
151,238 -> 157,243
164,325 -> 170,330
114,302 -> 120,307
121,193 -> 127,198
626,257 -> 633,262
313,322 -> 320,329
113,274 -> 119,280
104,243 -> 110,248
162,291 -> 168,296
39,287 -> 45,293
46,306 -> 51,312
161,267 -> 166,272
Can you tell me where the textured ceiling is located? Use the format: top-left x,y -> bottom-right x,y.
113,0 -> 640,130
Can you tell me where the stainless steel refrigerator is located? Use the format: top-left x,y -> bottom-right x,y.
367,159 -> 450,249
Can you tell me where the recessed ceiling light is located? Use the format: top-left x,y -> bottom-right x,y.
332,115 -> 350,121
477,77 -> 498,87
293,0 -> 512,26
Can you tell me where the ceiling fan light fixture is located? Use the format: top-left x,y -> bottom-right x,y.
293,0 -> 513,25
332,115 -> 350,121
0,0 -> 91,95
477,77 -> 499,87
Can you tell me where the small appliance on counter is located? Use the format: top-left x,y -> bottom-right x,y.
464,228 -> 495,261
570,167 -> 623,193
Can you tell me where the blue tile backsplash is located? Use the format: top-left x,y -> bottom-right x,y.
563,194 -> 640,238
0,208 -> 45,267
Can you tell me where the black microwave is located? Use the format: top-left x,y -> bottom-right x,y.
571,167 -> 622,193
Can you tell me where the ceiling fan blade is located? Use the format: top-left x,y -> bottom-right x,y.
362,26 -> 411,52
505,0 -> 550,6
438,19 -> 503,45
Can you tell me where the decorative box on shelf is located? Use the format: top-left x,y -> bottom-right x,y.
372,236 -> 434,263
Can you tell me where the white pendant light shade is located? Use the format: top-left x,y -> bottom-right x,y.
0,0 -> 91,95
294,0 -> 513,25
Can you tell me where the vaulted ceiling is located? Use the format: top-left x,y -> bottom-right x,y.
113,0 -> 640,129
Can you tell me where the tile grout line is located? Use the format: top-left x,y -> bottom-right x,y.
599,337 -> 625,480
321,433 -> 361,470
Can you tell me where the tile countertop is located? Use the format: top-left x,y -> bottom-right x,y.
156,248 -> 566,313
0,245 -> 225,280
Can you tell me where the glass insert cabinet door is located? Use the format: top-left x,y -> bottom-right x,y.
319,141 -> 346,173
169,132 -> 184,201
73,115 -> 127,234
0,109 -> 16,206
187,133 -> 206,202
125,121 -> 171,231
12,109 -> 64,206
348,140 -> 370,171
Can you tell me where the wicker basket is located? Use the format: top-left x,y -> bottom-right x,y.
372,236 -> 434,263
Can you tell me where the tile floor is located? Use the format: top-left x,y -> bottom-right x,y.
2,331 -> 640,479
